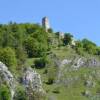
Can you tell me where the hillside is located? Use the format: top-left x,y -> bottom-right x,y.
0,22 -> 100,100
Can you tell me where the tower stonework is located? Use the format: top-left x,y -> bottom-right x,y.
42,17 -> 50,32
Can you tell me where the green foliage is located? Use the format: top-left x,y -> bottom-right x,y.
75,41 -> 85,55
96,47 -> 100,55
0,85 -> 11,100
24,37 -> 40,57
53,86 -> 60,94
0,47 -> 17,70
24,29 -> 48,57
34,55 -> 49,69
0,23 -> 48,58
63,33 -> 73,45
76,47 -> 84,56
14,86 -> 28,100
0,22 -> 50,71
55,32 -> 60,38
55,32 -> 63,47
47,66 -> 57,84
48,28 -> 53,33
34,58 -> 46,69
0,22 -> 100,100
82,39 -> 97,54
75,39 -> 98,55
15,46 -> 27,66
76,40 -> 83,48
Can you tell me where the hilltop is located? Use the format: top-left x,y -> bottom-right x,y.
0,19 -> 100,100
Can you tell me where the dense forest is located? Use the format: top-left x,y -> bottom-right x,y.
0,23 -> 49,69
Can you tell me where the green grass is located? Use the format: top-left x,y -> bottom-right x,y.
25,47 -> 100,100
51,47 -> 78,60
42,67 -> 100,100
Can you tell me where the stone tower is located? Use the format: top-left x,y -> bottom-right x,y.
42,17 -> 50,32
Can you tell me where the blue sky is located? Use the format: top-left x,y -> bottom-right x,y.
0,0 -> 100,46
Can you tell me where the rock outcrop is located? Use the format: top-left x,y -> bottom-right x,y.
0,61 -> 15,100
53,55 -> 100,85
23,67 -> 45,93
0,61 -> 45,100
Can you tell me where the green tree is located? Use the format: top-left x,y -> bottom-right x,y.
82,39 -> 97,54
15,46 -> 27,66
63,33 -> 73,45
24,28 -> 48,57
0,47 -> 17,70
48,28 -> 53,33
96,47 -> 100,55
24,37 -> 40,57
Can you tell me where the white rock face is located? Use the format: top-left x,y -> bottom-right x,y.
0,61 -> 45,99
0,61 -> 15,100
72,58 -> 84,69
23,67 -> 44,93
56,59 -> 71,83
61,59 -> 71,66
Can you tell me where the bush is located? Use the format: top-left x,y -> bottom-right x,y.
96,47 -> 100,55
48,28 -> 53,33
0,85 -> 11,100
0,47 -> 17,70
82,39 -> 97,55
63,33 -> 73,45
14,86 -> 28,100
34,58 -> 46,69
75,47 -> 84,56
53,86 -> 60,94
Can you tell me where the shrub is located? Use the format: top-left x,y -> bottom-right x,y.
63,33 -> 73,45
14,86 -> 28,100
0,85 -> 11,100
53,86 -> 60,94
34,58 -> 46,69
0,47 -> 17,70
75,47 -> 84,56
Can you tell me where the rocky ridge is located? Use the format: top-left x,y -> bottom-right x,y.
0,61 -> 44,100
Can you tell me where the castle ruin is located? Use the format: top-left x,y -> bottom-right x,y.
42,17 -> 50,32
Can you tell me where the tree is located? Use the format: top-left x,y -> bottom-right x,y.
0,47 -> 17,70
24,37 -> 40,57
82,39 -> 97,54
24,28 -> 48,57
96,47 -> 100,55
63,33 -> 73,45
75,40 -> 84,55
15,46 -> 27,66
47,66 -> 57,84
48,28 -> 53,33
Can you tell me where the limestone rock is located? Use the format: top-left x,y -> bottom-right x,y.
23,67 -> 44,93
83,90 -> 91,97
84,80 -> 95,88
0,61 -> 15,100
